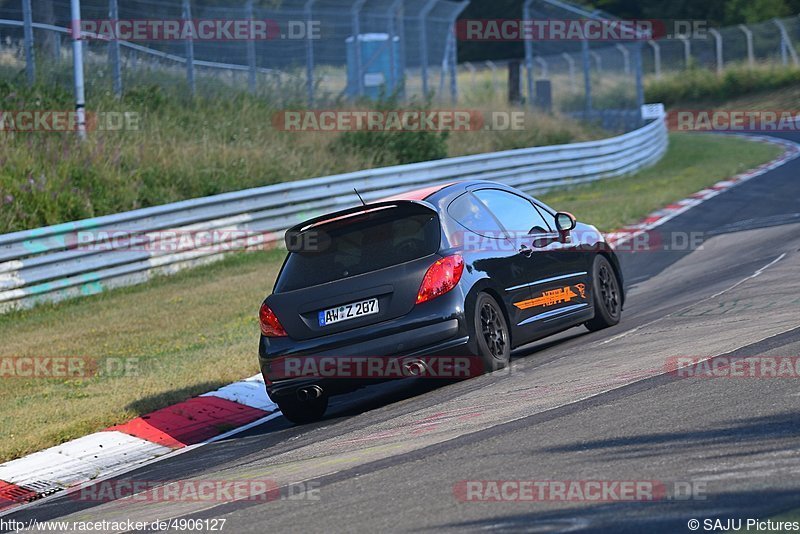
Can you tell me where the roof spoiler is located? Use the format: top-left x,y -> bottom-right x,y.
284,200 -> 437,251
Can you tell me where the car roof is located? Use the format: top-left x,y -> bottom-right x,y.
377,182 -> 457,202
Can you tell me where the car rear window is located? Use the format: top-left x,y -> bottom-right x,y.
275,205 -> 440,292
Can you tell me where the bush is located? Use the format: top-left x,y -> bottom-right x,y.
328,96 -> 450,165
330,127 -> 449,166
645,64 -> 800,106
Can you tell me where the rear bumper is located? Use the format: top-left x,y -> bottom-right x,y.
259,292 -> 471,402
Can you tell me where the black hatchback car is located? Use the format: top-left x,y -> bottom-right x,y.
259,180 -> 623,423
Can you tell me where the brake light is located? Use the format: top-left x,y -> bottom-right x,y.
259,302 -> 287,337
416,254 -> 464,304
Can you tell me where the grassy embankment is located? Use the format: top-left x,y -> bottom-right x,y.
0,77 -> 597,234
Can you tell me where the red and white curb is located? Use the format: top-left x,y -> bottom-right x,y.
0,374 -> 278,515
1,133 -> 798,517
605,134 -> 800,249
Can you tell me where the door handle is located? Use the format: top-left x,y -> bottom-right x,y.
518,244 -> 533,258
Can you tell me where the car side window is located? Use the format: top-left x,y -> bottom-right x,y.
533,203 -> 557,229
447,192 -> 505,238
473,189 -> 553,237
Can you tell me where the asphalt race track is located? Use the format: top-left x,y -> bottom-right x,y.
5,132 -> 800,533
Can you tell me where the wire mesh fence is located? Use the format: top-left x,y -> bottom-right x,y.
452,0 -> 648,131
1,1 -> 797,131
457,10 -> 800,127
0,0 -> 468,104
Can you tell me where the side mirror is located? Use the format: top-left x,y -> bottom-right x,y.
555,212 -> 577,233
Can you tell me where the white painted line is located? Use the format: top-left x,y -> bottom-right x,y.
201,375 -> 277,412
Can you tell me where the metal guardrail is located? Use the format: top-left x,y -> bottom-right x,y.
0,116 -> 667,313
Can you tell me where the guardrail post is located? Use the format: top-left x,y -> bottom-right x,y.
182,0 -> 195,97
738,24 -> 754,67
709,28 -> 723,74
70,0 -> 86,139
108,0 -> 122,97
22,0 -> 35,85
246,0 -> 257,94
304,0 -> 315,106
647,40 -> 661,78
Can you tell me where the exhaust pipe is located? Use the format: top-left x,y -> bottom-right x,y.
403,359 -> 428,377
296,385 -> 323,401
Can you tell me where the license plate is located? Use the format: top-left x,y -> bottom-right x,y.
318,298 -> 379,326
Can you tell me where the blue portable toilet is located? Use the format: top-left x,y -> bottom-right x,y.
346,33 -> 402,99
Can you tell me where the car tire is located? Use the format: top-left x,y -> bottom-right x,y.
585,255 -> 622,332
277,394 -> 328,424
473,292 -> 511,373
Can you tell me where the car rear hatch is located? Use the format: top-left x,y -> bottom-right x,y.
267,201 -> 442,341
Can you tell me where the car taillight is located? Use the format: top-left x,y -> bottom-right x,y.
416,254 -> 464,305
259,302 -> 287,337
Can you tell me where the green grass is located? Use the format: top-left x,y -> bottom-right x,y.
0,132 -> 782,463
0,73 -> 597,235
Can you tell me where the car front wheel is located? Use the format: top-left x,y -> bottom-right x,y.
585,255 -> 622,332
